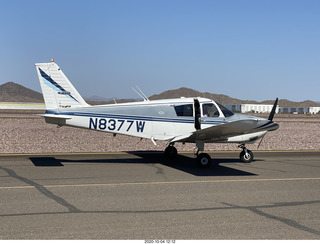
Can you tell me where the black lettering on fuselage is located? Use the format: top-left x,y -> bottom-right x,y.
89,118 -> 145,133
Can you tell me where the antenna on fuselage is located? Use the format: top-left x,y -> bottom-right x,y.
136,86 -> 149,101
132,86 -> 149,101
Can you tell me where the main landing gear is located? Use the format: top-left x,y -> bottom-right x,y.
195,152 -> 212,168
194,141 -> 215,168
164,143 -> 178,160
164,141 -> 218,168
164,142 -> 254,167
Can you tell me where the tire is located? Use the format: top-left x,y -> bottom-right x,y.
240,150 -> 254,163
164,146 -> 178,160
196,153 -> 212,168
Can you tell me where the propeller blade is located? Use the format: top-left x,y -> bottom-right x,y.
268,98 -> 278,121
194,99 -> 201,130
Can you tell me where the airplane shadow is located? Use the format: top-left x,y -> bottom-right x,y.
29,151 -> 257,177
30,157 -> 64,167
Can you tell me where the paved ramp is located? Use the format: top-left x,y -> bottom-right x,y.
0,151 -> 320,239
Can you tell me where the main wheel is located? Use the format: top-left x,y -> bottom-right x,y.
196,153 -> 212,168
164,145 -> 178,160
240,150 -> 254,163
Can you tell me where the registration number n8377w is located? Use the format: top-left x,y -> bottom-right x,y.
89,118 -> 146,133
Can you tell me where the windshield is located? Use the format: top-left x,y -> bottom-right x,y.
216,102 -> 234,117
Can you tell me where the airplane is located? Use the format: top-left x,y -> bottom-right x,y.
35,60 -> 279,167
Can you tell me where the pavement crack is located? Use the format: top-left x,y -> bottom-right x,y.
148,163 -> 165,175
0,166 -> 81,213
222,201 -> 320,236
1,200 -> 320,238
249,207 -> 320,236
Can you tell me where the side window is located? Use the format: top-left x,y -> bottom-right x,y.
174,104 -> 193,116
202,103 -> 220,117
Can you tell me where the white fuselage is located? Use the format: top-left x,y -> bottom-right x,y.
43,97 -> 277,144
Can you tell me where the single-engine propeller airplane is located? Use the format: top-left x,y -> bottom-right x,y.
35,60 -> 279,167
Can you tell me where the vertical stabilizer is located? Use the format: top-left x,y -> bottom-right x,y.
35,61 -> 89,110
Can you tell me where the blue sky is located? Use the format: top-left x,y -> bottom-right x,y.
0,0 -> 319,101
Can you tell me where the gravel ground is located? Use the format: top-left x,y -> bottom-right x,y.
0,115 -> 319,154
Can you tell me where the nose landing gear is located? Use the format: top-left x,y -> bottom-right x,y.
238,144 -> 254,163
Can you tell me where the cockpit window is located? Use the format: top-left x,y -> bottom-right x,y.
216,102 -> 234,117
202,103 -> 220,117
174,104 -> 193,117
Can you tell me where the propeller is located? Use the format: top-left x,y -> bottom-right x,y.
194,99 -> 201,130
258,97 -> 278,148
268,97 -> 278,121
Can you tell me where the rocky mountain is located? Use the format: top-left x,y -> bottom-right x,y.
0,82 -> 44,103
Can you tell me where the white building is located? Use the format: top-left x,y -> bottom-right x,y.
225,104 -> 279,114
226,104 -> 320,114
309,107 -> 320,114
279,107 -> 320,114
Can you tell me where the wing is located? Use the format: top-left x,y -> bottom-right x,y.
171,119 -> 263,143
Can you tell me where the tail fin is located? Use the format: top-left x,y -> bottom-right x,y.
35,61 -> 89,110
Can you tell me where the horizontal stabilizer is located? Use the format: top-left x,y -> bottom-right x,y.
38,114 -> 71,126
39,114 -> 72,119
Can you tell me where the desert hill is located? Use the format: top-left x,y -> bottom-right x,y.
0,82 -> 44,103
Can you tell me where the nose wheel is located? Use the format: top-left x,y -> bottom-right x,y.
238,144 -> 254,163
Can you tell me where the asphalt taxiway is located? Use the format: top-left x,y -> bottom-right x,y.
0,151 -> 320,239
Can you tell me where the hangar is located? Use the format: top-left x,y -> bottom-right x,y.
225,104 -> 279,114
226,104 -> 320,114
279,107 -> 320,114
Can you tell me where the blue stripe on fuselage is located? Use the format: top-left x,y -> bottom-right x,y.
45,110 -> 226,125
